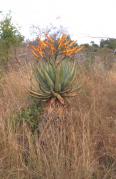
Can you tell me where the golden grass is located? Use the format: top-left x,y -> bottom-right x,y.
0,62 -> 116,179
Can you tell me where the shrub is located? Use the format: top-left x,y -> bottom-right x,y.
0,12 -> 24,66
11,103 -> 42,133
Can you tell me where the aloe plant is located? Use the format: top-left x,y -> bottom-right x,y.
29,34 -> 83,105
29,59 -> 79,104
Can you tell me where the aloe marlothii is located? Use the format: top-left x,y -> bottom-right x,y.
29,34 -> 83,105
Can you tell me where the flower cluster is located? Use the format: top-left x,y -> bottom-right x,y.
31,34 -> 83,60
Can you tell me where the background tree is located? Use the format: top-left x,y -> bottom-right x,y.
100,38 -> 116,49
0,12 -> 24,66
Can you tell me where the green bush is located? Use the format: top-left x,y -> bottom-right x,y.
11,103 -> 42,133
0,12 -> 24,66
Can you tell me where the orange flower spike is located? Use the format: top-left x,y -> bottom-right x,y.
40,44 -> 45,50
58,36 -> 64,44
58,37 -> 62,44
60,41 -> 68,48
46,34 -> 54,44
69,41 -> 77,48
50,43 -> 56,50
34,47 -> 41,54
38,41 -> 43,49
44,39 -> 53,48
73,47 -> 79,52
63,39 -> 71,48
39,48 -> 45,57
51,46 -> 56,55
41,41 -> 48,48
59,42 -> 64,48
31,45 -> 38,52
33,46 -> 44,58
58,35 -> 68,48
62,34 -> 68,41
59,40 -> 68,48
38,51 -> 43,58
66,47 -> 83,56
66,50 -> 76,56
63,49 -> 71,55
32,50 -> 40,59
42,41 -> 49,48
58,37 -> 64,48
75,46 -> 84,53
63,47 -> 79,56
66,47 -> 77,53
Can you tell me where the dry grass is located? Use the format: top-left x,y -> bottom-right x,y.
0,61 -> 116,179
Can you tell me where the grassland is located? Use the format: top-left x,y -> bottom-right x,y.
0,48 -> 116,179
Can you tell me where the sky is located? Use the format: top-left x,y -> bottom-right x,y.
0,0 -> 116,44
